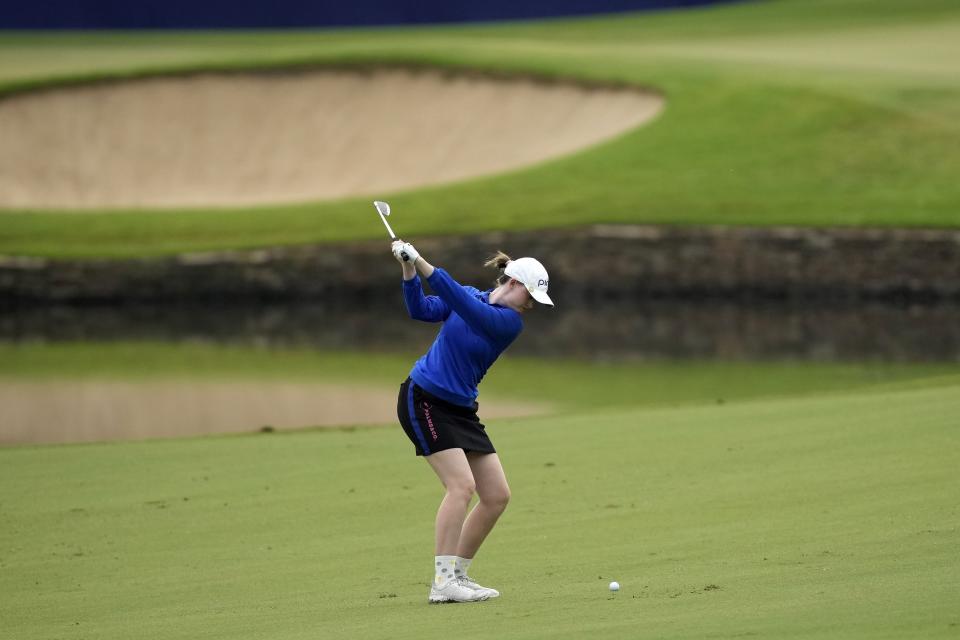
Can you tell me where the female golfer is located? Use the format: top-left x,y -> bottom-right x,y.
390,239 -> 553,604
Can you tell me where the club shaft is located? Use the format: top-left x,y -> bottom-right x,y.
378,212 -> 396,239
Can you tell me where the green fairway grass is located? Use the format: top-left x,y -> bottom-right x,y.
2,372 -> 957,638
2,0 -> 959,257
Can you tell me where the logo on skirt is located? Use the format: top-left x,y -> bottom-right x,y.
422,401 -> 439,441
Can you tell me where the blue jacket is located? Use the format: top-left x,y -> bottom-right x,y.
403,268 -> 523,407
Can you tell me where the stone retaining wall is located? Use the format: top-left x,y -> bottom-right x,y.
3,224 -> 960,303
5,300 -> 959,362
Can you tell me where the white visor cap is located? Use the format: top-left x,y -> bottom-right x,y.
504,257 -> 554,307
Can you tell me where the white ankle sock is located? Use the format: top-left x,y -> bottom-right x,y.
434,555 -> 457,586
455,556 -> 473,579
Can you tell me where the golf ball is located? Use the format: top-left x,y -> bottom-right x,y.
609,581 -> 620,592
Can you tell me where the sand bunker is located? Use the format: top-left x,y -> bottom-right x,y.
0,68 -> 662,209
0,380 -> 549,445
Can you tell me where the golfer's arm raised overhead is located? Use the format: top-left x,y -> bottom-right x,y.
394,240 -> 450,322
423,268 -> 522,345
394,240 -> 521,342
402,275 -> 451,323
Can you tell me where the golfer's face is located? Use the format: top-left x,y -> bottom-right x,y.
520,290 -> 534,311
508,282 -> 534,312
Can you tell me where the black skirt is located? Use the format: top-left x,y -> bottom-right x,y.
397,378 -> 496,457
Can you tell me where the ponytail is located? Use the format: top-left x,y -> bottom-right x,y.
484,251 -> 513,286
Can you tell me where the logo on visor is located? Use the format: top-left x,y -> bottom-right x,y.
537,279 -> 549,288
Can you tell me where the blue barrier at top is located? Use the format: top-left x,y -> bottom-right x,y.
2,0 -> 737,29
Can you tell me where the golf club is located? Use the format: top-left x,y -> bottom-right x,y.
374,200 -> 411,261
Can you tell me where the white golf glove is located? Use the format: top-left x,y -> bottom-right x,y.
391,240 -> 407,263
393,241 -> 420,264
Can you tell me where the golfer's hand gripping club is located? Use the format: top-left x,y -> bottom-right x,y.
392,240 -> 420,264
391,240 -> 409,263
400,242 -> 420,264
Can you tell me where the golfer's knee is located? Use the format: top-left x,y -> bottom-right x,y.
483,487 -> 511,513
446,479 -> 476,503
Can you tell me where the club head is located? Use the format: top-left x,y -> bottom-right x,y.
374,200 -> 391,217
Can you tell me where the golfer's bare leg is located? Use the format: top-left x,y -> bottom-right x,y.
425,448 -> 476,555
457,453 -> 511,559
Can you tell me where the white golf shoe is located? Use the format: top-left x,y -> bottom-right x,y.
428,578 -> 490,603
459,575 -> 500,599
